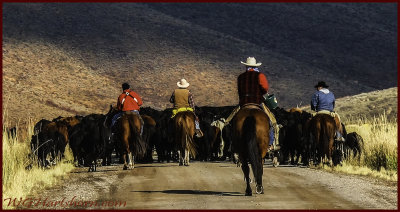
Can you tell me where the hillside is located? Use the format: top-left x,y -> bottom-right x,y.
301,87 -> 398,122
2,3 -> 397,126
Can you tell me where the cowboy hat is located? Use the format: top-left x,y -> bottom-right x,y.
241,57 -> 262,67
177,78 -> 190,88
314,81 -> 329,88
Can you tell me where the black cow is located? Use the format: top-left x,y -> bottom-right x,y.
344,132 -> 364,160
33,119 -> 51,135
68,114 -> 110,171
135,114 -> 157,163
5,127 -> 17,140
141,107 -> 176,163
195,106 -> 236,161
30,119 -> 69,167
272,107 -> 312,166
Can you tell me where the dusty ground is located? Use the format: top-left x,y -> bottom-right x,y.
20,160 -> 397,210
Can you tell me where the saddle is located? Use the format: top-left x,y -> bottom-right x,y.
171,107 -> 194,118
313,110 -> 341,127
241,103 -> 263,110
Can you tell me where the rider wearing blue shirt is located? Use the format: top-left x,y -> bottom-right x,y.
311,81 -> 335,112
311,81 -> 345,142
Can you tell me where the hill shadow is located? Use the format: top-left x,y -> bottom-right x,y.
131,189 -> 243,197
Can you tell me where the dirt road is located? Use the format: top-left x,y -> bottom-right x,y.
21,161 -> 397,210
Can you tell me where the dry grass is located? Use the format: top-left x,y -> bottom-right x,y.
2,114 -> 75,209
322,112 -> 397,182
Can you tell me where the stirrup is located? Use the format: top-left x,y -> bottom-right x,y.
195,129 -> 204,138
336,136 -> 345,142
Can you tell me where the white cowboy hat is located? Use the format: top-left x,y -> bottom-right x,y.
177,78 -> 190,88
241,57 -> 262,67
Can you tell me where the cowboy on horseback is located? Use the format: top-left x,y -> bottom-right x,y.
169,78 -> 203,138
311,81 -> 345,142
111,83 -> 144,136
226,57 -> 279,151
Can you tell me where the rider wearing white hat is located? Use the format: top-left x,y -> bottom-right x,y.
238,57 -> 268,106
227,57 -> 279,151
170,78 -> 203,137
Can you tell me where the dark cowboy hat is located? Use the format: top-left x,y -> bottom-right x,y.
314,81 -> 329,88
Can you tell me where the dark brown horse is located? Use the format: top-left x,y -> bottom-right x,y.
232,105 -> 270,196
307,114 -> 337,166
173,111 -> 197,166
105,105 -> 147,170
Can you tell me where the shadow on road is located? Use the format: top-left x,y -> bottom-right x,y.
71,169 -> 119,173
134,164 -> 179,168
131,190 -> 243,197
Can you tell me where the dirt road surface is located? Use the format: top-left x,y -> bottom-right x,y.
22,161 -> 397,210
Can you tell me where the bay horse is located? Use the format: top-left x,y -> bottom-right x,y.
307,114 -> 337,166
173,111 -> 197,166
232,105 -> 270,196
105,105 -> 147,170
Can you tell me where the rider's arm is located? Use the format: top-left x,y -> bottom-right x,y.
169,91 -> 175,103
117,95 -> 122,111
132,91 -> 143,106
188,91 -> 195,110
258,73 -> 269,94
311,92 -> 319,111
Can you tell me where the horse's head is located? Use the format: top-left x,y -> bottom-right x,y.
104,104 -> 119,127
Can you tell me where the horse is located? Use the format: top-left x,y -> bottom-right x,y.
105,105 -> 147,170
172,111 -> 197,166
232,104 -> 270,196
307,114 -> 337,166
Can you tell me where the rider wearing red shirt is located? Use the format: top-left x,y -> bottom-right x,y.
117,83 -> 143,111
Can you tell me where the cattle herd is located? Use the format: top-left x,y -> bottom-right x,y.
28,105 -> 364,171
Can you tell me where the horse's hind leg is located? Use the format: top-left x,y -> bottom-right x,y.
128,152 -> 135,169
123,153 -> 128,170
184,149 -> 190,166
241,159 -> 252,196
255,159 -> 264,194
178,150 -> 183,166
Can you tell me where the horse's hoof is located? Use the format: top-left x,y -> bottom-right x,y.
245,191 -> 252,196
256,186 -> 264,194
123,166 -> 128,170
273,157 -> 279,167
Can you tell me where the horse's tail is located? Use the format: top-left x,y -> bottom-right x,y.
242,116 -> 261,182
128,114 -> 147,159
180,114 -> 197,158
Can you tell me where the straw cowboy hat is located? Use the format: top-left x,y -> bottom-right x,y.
241,57 -> 262,67
177,78 -> 190,88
